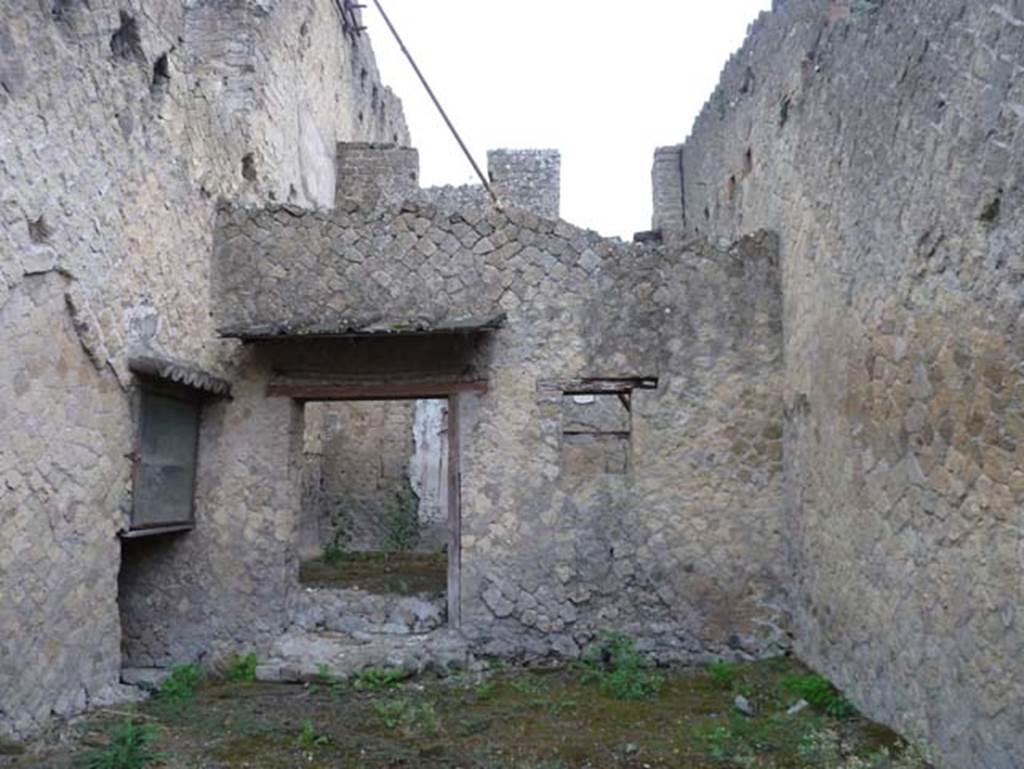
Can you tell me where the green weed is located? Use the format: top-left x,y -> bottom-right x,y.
321,541 -> 346,566
695,723 -> 749,765
157,663 -> 202,704
308,663 -> 347,698
322,504 -> 353,565
713,87 -> 729,120
782,674 -> 855,719
225,652 -> 258,683
473,680 -> 496,700
851,0 -> 882,16
545,697 -> 578,717
695,712 -> 818,767
779,95 -> 792,127
294,719 -> 330,749
580,633 -> 664,701
508,675 -> 549,697
799,728 -> 930,768
501,674 -> 577,716
353,666 -> 407,692
78,720 -> 162,769
373,698 -> 439,736
706,659 -> 754,696
708,661 -> 738,689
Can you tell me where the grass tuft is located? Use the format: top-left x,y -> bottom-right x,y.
78,720 -> 162,769
353,666 -> 408,692
225,652 -> 258,683
782,674 -> 855,719
708,661 -> 738,689
373,697 -> 440,736
157,663 -> 202,703
294,719 -> 330,749
580,633 -> 664,701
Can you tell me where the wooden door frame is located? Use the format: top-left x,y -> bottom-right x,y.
273,378 -> 478,628
445,393 -> 462,628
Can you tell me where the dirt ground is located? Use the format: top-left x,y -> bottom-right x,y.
7,655 -> 916,769
299,552 -> 448,596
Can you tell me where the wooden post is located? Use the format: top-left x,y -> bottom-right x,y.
446,393 -> 462,628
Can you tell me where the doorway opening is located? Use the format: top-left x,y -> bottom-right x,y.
297,397 -> 458,625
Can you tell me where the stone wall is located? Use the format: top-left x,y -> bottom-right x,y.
676,1 -> 1024,766
0,0 -> 405,739
421,183 -> 491,213
214,198 -> 787,659
0,272 -> 130,733
487,149 -> 561,219
336,143 -> 420,211
119,358 -> 304,669
421,149 -> 562,217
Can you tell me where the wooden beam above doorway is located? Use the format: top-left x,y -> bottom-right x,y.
266,377 -> 488,401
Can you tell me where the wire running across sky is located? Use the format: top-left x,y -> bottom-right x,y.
370,1 -> 773,238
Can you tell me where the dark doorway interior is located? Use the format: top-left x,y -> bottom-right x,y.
297,397 -> 458,622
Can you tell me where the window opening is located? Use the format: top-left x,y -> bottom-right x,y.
557,377 -> 657,476
126,385 -> 201,536
122,357 -> 230,538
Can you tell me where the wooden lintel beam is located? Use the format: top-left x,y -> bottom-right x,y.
560,377 -> 659,395
267,379 -> 488,400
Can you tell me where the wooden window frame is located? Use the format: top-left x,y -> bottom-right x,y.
122,378 -> 204,539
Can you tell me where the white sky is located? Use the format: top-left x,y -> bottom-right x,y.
369,1 -> 773,239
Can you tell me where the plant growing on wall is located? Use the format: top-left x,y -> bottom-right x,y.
224,652 -> 258,683
383,487 -> 420,553
712,87 -> 730,120
322,504 -> 353,565
851,0 -> 883,17
778,95 -> 792,127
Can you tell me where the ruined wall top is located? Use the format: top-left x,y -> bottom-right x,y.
336,143 -> 420,211
487,149 -> 561,219
211,194 -> 780,354
336,143 -> 561,218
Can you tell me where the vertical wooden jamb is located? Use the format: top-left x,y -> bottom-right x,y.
285,396 -> 307,586
446,393 -> 462,628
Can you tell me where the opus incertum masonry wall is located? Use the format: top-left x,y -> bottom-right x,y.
2,1 -> 1021,767
212,190 -> 787,661
652,1 -> 1024,766
0,0 -> 405,737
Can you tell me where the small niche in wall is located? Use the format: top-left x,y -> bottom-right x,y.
558,378 -> 657,477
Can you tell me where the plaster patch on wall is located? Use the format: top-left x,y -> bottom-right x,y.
298,107 -> 335,209
410,399 -> 448,529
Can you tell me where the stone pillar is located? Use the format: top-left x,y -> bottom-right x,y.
652,145 -> 685,238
